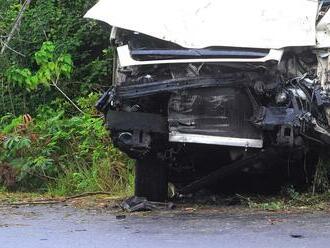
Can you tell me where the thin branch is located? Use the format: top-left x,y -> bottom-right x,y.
65,192 -> 114,201
36,15 -> 49,40
51,82 -> 85,115
0,0 -> 31,55
0,40 -> 25,57
0,192 -> 117,206
26,170 -> 57,181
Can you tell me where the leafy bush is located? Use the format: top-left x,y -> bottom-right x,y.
0,1 -> 132,196
0,99 -> 134,194
0,0 -> 111,116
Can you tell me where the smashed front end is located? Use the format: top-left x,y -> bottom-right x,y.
86,0 -> 330,199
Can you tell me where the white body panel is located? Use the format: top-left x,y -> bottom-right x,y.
117,45 -> 284,67
85,0 -> 318,49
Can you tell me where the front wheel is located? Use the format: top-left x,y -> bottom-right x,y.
135,155 -> 168,202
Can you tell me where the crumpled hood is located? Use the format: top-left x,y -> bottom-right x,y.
85,0 -> 319,49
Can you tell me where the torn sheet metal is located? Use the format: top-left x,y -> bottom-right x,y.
317,9 -> 330,48
84,0 -> 318,49
117,45 -> 284,67
121,196 -> 175,212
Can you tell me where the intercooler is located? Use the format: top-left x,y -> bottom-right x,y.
168,87 -> 263,148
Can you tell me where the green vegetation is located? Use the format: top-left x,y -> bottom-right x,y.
238,190 -> 330,211
0,0 -> 133,196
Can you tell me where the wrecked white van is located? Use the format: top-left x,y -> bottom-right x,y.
86,0 -> 330,201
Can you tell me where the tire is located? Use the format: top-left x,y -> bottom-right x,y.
135,155 -> 168,202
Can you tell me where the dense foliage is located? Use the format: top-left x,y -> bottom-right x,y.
0,0 -> 133,194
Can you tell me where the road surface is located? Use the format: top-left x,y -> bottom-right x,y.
1,204 -> 330,248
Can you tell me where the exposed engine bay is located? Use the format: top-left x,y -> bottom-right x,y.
97,30 -> 330,152
86,0 -> 330,200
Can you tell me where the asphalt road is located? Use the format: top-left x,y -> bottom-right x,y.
1,204 -> 330,248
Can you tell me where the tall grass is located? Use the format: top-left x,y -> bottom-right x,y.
0,95 -> 134,196
48,156 -> 134,196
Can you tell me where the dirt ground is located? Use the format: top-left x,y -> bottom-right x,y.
1,194 -> 330,248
